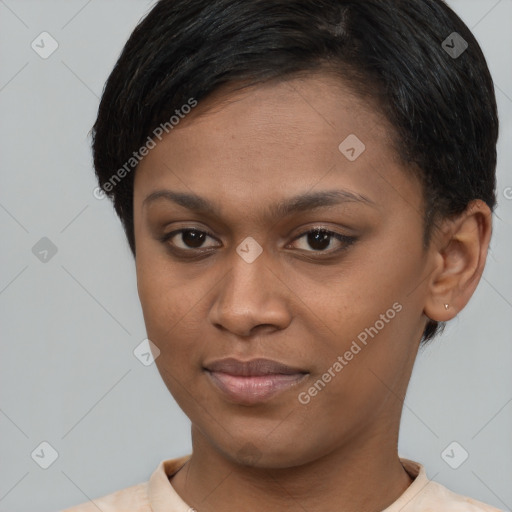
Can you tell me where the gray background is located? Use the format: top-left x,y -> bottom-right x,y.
0,1 -> 511,511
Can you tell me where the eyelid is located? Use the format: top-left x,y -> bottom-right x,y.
288,225 -> 353,241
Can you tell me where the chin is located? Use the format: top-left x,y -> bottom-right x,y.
210,429 -> 321,470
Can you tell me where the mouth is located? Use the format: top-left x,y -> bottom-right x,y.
203,358 -> 309,405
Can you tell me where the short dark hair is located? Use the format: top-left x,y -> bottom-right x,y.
91,0 -> 499,345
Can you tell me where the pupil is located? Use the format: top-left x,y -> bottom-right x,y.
183,230 -> 205,248
308,230 -> 330,251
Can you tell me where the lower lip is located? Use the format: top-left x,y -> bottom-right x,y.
205,370 -> 308,405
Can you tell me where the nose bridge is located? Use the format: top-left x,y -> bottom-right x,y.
209,241 -> 291,335
223,243 -> 271,307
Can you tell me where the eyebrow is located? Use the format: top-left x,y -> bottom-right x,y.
142,188 -> 378,218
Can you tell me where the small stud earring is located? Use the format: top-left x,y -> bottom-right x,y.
444,304 -> 449,310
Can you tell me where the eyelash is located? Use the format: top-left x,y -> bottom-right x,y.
159,227 -> 356,259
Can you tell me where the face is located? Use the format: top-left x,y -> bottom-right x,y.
133,74 -> 432,468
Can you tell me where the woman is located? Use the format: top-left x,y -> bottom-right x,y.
63,0 -> 502,510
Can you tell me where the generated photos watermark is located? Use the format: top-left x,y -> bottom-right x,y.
298,301 -> 403,405
93,97 -> 198,200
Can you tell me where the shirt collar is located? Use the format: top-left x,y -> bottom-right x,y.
148,455 -> 193,511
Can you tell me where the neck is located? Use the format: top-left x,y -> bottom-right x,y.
170,424 -> 414,512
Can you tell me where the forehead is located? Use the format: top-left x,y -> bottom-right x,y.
133,73 -> 422,220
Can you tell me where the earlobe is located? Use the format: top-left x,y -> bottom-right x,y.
422,200 -> 492,323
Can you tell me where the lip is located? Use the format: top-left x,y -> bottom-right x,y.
204,357 -> 307,376
204,358 -> 309,405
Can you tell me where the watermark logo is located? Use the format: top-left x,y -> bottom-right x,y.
338,134 -> 366,161
442,32 -> 468,59
236,442 -> 263,465
441,441 -> 469,469
236,237 -> 263,263
93,97 -> 198,199
298,302 -> 403,405
31,441 -> 59,469
31,32 -> 59,59
32,237 -> 58,263
134,338 -> 160,366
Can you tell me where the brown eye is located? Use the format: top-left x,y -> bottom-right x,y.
290,228 -> 356,254
162,229 -> 218,250
179,230 -> 207,248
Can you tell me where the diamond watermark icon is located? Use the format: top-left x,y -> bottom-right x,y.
31,31 -> 59,59
442,32 -> 468,59
236,237 -> 263,263
441,441 -> 469,469
134,338 -> 160,366
32,237 -> 58,263
338,134 -> 366,161
237,442 -> 263,465
31,441 -> 59,469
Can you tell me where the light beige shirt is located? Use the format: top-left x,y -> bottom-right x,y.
61,455 -> 503,511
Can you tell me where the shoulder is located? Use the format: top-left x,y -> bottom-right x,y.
58,455 -> 191,512
60,481 -> 150,512
398,458 -> 503,512
418,479 -> 504,511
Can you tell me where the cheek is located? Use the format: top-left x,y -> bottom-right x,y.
296,259 -> 418,401
135,257 -> 210,370
137,268 -> 204,403
136,262 -> 179,346
136,261 -> 165,329
136,240 -> 187,317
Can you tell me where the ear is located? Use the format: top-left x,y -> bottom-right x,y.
423,199 -> 493,322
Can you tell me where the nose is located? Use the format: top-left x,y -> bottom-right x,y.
208,248 -> 292,338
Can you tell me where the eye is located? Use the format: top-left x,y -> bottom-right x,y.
161,229 -> 219,251
160,227 -> 356,258
288,228 -> 356,254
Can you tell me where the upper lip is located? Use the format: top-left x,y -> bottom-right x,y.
204,358 -> 308,376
